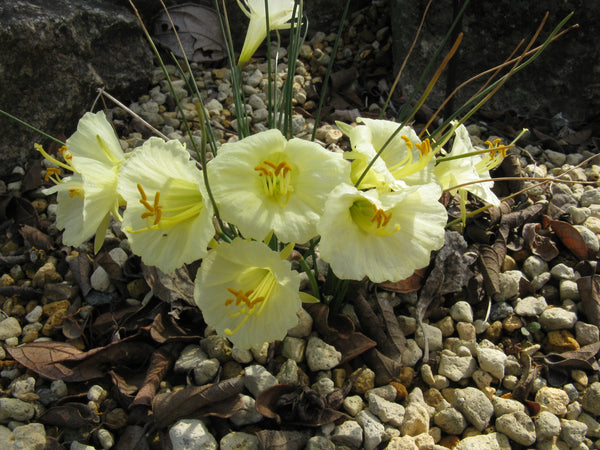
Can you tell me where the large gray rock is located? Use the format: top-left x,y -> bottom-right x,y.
0,0 -> 153,176
390,0 -> 599,123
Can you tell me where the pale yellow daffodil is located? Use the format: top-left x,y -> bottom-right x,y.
208,129 -> 350,244
117,137 -> 215,273
337,118 -> 436,189
434,123 -> 503,222
194,238 -> 301,350
317,183 -> 447,283
39,111 -> 125,252
237,0 -> 296,65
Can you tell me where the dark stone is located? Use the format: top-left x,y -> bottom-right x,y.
0,0 -> 153,176
390,0 -> 599,123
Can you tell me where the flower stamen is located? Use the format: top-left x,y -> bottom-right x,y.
45,167 -> 62,183
137,184 -> 162,225
254,159 -> 294,205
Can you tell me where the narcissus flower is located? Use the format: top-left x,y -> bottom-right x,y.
434,123 -> 503,219
317,183 -> 447,283
39,111 -> 125,252
337,118 -> 436,189
194,238 -> 302,349
117,137 -> 214,273
237,0 -> 296,65
208,129 -> 350,243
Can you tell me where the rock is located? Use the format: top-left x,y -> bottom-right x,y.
0,317 -> 22,340
229,395 -> 263,426
495,271 -> 522,301
356,410 -> 385,450
545,330 -> 580,353
306,336 -> 342,371
0,398 -> 35,421
550,263 -> 578,281
12,422 -> 46,450
574,224 -> 600,253
220,431 -> 260,450
514,296 -> 548,317
536,386 -> 570,416
578,413 -> 600,438
415,323 -> 443,351
306,436 -> 335,450
433,407 -> 467,435
174,345 -> 208,373
366,385 -> 398,402
438,350 -> 477,382
582,382 -> 600,415
281,336 -> 305,362
243,365 -> 277,397
169,419 -> 217,450
539,307 -> 578,331
0,0 -> 152,176
193,358 -> 220,385
535,410 -> 562,441
476,347 -> 507,380
454,432 -> 511,450
575,321 -> 599,346
331,420 -> 363,448
450,301 -> 473,323
494,411 -> 536,446
452,387 -> 494,431
401,339 -> 423,366
560,419 -> 587,447
351,368 -> 376,394
287,308 -> 313,338
522,256 -> 549,279
368,394 -> 405,427
581,189 -> 600,207
200,335 -> 232,362
96,428 -> 114,449
400,402 -> 430,436
343,395 -> 365,417
492,396 -> 525,416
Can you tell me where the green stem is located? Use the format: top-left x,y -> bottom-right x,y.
0,110 -> 66,147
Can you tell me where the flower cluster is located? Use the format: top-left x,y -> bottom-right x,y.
37,1 -> 507,350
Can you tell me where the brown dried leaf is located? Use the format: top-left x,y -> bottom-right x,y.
255,430 -> 311,450
550,219 -> 590,260
6,341 -> 84,380
305,302 -> 376,364
378,269 -> 426,293
376,293 -> 405,358
68,253 -> 92,297
38,403 -> 100,428
131,342 -> 185,408
535,341 -> 600,371
152,377 -> 245,428
523,222 -> 559,261
578,275 -> 600,327
256,384 -> 347,427
149,307 -> 205,344
142,263 -> 195,305
22,159 -> 44,192
363,348 -> 402,385
6,195 -> 40,227
19,224 -> 54,251
478,236 -> 506,302
512,352 -> 542,402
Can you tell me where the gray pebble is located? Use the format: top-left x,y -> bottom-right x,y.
490,302 -> 513,321
25,305 -> 43,323
575,225 -> 600,253
246,69 -> 263,87
305,337 -> 341,371
535,410 -> 562,441
276,359 -> 299,384
567,206 -> 591,225
550,263 -> 578,281
492,396 -> 525,416
12,423 -> 46,450
415,323 -> 443,352
169,419 -> 217,450
477,347 -> 507,380
536,386 -> 570,416
401,339 -> 423,366
367,393 -> 405,427
560,279 -> 580,301
522,255 -> 549,279
454,432 -> 511,450
0,317 -> 22,340
580,189 -> 600,207
244,365 -> 277,397
452,387 -> 494,431
220,431 -> 260,450
575,321 -> 599,346
0,398 -> 35,421
450,301 -> 473,323
514,296 -> 548,317
539,307 -> 578,331
331,419 -> 363,448
400,402 -> 430,436
582,382 -> 600,415
560,418 -> 588,447
281,336 -> 305,362
433,407 -> 467,435
90,266 -> 111,292
193,358 -> 220,385
495,270 -> 523,301
545,149 -> 566,166
494,411 -> 536,446
305,436 -> 335,450
96,428 -> 114,449
356,410 -> 385,450
229,395 -> 263,426
174,345 -> 208,373
438,350 -> 477,382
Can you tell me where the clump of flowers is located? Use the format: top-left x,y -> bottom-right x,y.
15,0 -> 568,350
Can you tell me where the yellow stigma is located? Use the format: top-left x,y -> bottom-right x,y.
350,199 -> 399,237
386,137 -> 433,180
254,159 -> 294,205
137,184 -> 162,225
476,139 -> 513,173
223,269 -> 276,336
